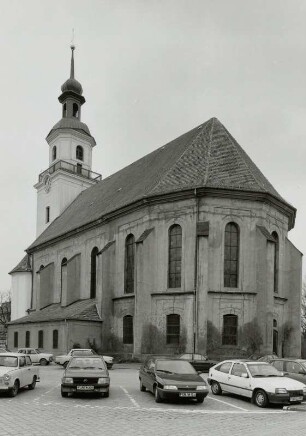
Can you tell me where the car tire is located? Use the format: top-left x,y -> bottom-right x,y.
196,395 -> 205,403
254,389 -> 268,408
61,389 -> 69,398
28,376 -> 37,390
40,358 -> 48,366
140,379 -> 146,392
63,361 -> 69,369
9,381 -> 19,398
154,386 -> 162,403
211,381 -> 222,395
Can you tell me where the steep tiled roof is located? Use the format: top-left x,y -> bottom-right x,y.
8,299 -> 101,325
28,117 -> 294,251
9,254 -> 32,274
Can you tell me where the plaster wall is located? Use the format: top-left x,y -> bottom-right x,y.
10,273 -> 32,321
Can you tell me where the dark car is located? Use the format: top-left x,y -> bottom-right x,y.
61,356 -> 110,398
270,358 -> 306,384
178,353 -> 218,373
139,357 -> 209,403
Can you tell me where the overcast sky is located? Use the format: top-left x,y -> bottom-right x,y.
0,0 -> 305,291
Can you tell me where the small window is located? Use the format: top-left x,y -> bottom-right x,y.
168,225 -> 182,288
46,206 -> 50,223
222,314 -> 238,345
62,103 -> 67,118
52,146 -> 57,161
53,330 -> 58,349
14,332 -> 18,348
38,330 -> 44,348
76,145 -> 84,161
73,103 -> 79,118
25,331 -> 30,348
123,315 -> 134,344
166,314 -> 180,344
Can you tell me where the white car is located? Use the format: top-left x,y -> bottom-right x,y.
55,349 -> 114,369
18,348 -> 54,366
208,359 -> 306,407
0,352 -> 40,397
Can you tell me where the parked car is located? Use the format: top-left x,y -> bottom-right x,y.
61,355 -> 110,398
178,353 -> 218,373
139,356 -> 209,403
17,348 -> 54,366
257,354 -> 278,363
0,348 -> 9,353
208,359 -> 306,408
0,352 -> 40,397
270,358 -> 306,384
55,349 -> 114,369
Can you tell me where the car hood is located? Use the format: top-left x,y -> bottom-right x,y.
0,367 -> 16,376
157,373 -> 206,385
64,369 -> 108,378
251,376 -> 306,390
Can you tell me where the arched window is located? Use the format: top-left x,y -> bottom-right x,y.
273,319 -> 278,355
123,315 -> 134,344
224,222 -> 239,288
53,330 -> 58,349
76,145 -> 84,161
25,331 -> 30,348
272,231 -> 279,293
52,146 -> 57,161
61,258 -> 67,302
38,330 -> 44,348
90,247 -> 99,298
62,103 -> 67,118
73,103 -> 79,118
168,224 -> 182,288
166,314 -> 180,344
222,314 -> 238,345
124,234 -> 135,294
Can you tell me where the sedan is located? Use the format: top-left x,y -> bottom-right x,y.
179,353 -> 218,373
61,356 -> 110,398
208,360 -> 306,407
139,357 -> 209,403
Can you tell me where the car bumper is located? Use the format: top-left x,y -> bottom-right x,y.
158,388 -> 209,401
61,383 -> 109,394
267,392 -> 306,404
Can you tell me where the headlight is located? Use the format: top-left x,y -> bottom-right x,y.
163,385 -> 178,390
3,374 -> 10,381
62,377 -> 73,384
196,386 -> 208,391
275,388 -> 287,394
98,377 -> 109,383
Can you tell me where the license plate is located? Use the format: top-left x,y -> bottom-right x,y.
77,386 -> 94,391
179,392 -> 196,397
290,396 -> 303,402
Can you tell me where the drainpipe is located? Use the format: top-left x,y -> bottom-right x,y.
193,188 -> 199,353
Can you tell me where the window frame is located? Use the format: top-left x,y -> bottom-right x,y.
90,247 -> 99,299
53,330 -> 58,349
166,314 -> 180,345
124,234 -> 135,294
168,224 -> 182,289
76,145 -> 84,161
123,315 -> 134,344
224,222 -> 240,288
222,314 -> 238,346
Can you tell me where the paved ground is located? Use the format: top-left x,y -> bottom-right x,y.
0,364 -> 305,436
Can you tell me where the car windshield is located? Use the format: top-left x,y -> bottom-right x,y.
247,363 -> 282,377
0,356 -> 18,367
68,357 -> 106,370
71,350 -> 93,357
155,360 -> 196,374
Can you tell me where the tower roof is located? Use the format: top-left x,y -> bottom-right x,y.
28,117 -> 296,251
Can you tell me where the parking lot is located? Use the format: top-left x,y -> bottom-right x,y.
0,364 -> 306,436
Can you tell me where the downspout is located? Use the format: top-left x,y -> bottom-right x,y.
193,188 -> 199,353
30,254 -> 34,309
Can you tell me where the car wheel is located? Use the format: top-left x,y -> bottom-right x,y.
63,361 -> 68,369
28,376 -> 37,390
61,389 -> 69,398
9,381 -> 19,397
154,386 -> 162,403
140,379 -> 146,392
40,358 -> 48,366
254,389 -> 268,408
211,381 -> 222,395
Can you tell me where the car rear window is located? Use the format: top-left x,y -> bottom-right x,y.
215,362 -> 232,373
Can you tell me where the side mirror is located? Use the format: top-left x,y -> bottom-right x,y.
241,373 -> 248,378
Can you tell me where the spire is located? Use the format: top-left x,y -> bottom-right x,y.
60,45 -> 83,96
70,44 -> 75,79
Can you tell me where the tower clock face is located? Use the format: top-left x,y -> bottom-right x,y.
43,174 -> 51,193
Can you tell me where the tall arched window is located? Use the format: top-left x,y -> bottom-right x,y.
90,247 -> 99,298
52,146 -> 57,161
76,145 -> 84,161
168,224 -> 182,288
273,319 -> 278,355
272,231 -> 279,294
166,314 -> 180,344
73,103 -> 79,118
124,235 -> 135,294
53,330 -> 58,349
25,331 -> 30,348
123,315 -> 134,344
61,258 -> 67,302
224,222 -> 239,288
222,314 -> 238,345
62,103 -> 67,118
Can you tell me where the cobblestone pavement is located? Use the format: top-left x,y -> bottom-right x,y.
0,364 -> 305,436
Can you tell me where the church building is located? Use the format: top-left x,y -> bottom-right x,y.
8,47 -> 302,359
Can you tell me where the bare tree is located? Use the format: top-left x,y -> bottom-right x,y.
0,291 -> 11,329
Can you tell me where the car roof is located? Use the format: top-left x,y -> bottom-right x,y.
217,360 -> 270,365
0,352 -> 24,357
70,355 -> 103,359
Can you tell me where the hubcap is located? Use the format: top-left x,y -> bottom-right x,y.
257,393 -> 264,405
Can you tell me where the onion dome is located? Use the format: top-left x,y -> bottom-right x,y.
61,45 -> 83,95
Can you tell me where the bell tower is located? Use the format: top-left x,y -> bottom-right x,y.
34,45 -> 101,236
